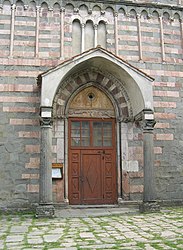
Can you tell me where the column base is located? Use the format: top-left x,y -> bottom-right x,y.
35,204 -> 55,218
118,197 -> 123,205
139,201 -> 160,213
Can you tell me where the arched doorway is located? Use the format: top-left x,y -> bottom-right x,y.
52,66 -> 133,206
37,47 -> 156,217
67,86 -> 117,205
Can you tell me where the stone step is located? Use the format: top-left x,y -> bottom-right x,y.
55,206 -> 140,218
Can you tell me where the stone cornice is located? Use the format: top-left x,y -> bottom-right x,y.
1,0 -> 182,12
68,0 -> 183,11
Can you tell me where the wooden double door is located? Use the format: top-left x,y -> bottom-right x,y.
68,118 -> 117,205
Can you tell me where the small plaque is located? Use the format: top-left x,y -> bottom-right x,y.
52,168 -> 62,179
52,163 -> 63,168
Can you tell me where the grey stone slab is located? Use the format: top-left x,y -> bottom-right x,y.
161,230 -> 177,238
48,228 -> 64,234
10,226 -> 28,233
6,235 -> 24,242
80,232 -> 95,238
61,242 -> 77,247
43,234 -> 61,242
58,248 -> 77,250
21,249 -> 43,250
27,237 -> 43,244
0,242 -> 4,250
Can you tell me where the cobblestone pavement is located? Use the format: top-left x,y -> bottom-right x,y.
0,207 -> 182,250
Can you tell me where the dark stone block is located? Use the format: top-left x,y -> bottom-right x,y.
35,204 -> 55,218
139,201 -> 160,213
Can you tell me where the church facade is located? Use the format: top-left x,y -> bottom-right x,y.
0,0 -> 183,214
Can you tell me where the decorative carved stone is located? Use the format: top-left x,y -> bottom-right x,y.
68,109 -> 115,118
143,119 -> 156,131
118,116 -> 133,123
70,86 -> 113,109
68,86 -> 115,118
40,117 -> 52,126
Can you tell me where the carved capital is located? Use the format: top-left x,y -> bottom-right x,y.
147,14 -> 152,20
137,14 -> 141,19
74,8 -> 79,14
40,117 -> 52,127
81,23 -> 85,28
93,24 -> 98,30
36,6 -> 41,12
170,16 -> 174,22
60,7 -> 65,13
114,12 -> 118,17
143,119 -> 156,131
11,4 -> 16,11
24,5 -> 28,10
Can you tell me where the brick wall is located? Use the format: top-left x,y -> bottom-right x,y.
0,0 -> 183,208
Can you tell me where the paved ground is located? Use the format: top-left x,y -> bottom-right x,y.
0,207 -> 182,250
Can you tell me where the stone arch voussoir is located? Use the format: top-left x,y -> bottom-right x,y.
53,67 -> 133,120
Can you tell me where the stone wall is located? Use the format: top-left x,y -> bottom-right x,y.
0,0 -> 183,209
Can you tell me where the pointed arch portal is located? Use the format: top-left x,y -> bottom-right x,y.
36,47 -> 156,216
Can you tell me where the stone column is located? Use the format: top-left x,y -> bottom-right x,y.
94,24 -> 98,47
60,8 -> 65,59
159,16 -> 165,62
35,6 -> 40,58
81,23 -> 85,52
140,110 -> 160,212
36,108 -> 54,217
114,12 -> 119,56
180,19 -> 183,55
137,14 -> 143,61
10,4 -> 15,57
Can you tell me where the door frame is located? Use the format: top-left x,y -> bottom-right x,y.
68,118 -> 118,205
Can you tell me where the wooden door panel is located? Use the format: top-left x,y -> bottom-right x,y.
69,150 -> 81,204
69,118 -> 117,205
81,151 -> 103,204
103,150 -> 116,203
